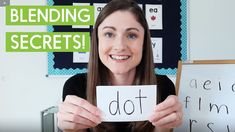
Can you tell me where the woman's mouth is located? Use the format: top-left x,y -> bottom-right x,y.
110,55 -> 130,60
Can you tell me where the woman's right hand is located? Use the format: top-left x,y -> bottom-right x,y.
57,95 -> 102,132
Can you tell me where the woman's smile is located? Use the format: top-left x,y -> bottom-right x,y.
110,55 -> 131,61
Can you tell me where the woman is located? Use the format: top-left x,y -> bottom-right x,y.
57,0 -> 183,131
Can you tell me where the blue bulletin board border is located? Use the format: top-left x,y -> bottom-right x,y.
47,0 -> 188,76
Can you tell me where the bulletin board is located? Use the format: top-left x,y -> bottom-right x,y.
174,60 -> 235,132
47,0 -> 188,76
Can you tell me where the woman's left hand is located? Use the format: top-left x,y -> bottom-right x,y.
149,95 -> 183,128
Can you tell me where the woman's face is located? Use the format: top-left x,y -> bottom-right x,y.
98,10 -> 144,75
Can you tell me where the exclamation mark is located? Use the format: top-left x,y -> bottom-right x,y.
82,34 -> 85,50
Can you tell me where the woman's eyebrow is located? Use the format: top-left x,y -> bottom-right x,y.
126,28 -> 140,32
102,26 -> 116,31
102,27 -> 140,32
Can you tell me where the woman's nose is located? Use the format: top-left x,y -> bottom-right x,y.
113,36 -> 127,50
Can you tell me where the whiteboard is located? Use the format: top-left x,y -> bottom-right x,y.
174,60 -> 235,132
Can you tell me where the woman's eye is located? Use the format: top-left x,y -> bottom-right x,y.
127,34 -> 137,40
104,32 -> 114,38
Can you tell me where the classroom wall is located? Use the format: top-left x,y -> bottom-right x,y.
0,0 -> 235,131
189,0 -> 235,60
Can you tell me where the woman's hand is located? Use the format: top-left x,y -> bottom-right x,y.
57,95 -> 102,131
149,95 -> 183,129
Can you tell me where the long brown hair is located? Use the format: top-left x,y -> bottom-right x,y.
87,0 -> 156,131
